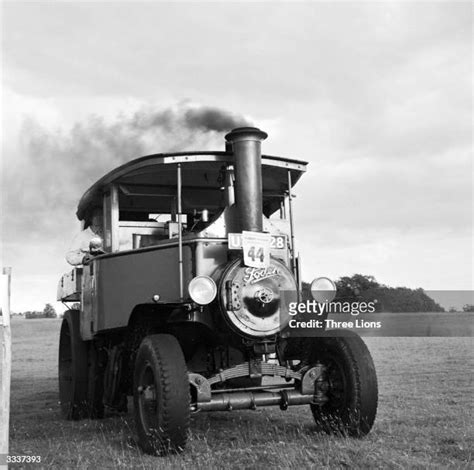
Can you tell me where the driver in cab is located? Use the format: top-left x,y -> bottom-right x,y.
66,208 -> 105,265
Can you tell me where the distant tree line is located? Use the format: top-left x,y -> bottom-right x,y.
303,274 -> 445,312
24,303 -> 57,319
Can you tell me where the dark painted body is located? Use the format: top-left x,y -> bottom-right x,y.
81,238 -> 230,338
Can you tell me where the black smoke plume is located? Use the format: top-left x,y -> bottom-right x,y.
2,103 -> 252,241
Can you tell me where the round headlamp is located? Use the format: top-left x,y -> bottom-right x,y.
310,276 -> 337,303
188,276 -> 217,305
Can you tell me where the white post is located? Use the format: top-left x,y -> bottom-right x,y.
0,267 -> 12,469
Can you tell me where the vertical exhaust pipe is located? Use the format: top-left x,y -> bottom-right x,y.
225,127 -> 267,232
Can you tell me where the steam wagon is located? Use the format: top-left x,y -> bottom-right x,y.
57,127 -> 377,454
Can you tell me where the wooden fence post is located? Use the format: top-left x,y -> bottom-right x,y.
0,267 -> 12,469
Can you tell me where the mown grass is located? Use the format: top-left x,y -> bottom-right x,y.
2,317 -> 473,469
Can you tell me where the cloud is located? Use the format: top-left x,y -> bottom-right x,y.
2,102 -> 252,240
296,145 -> 471,236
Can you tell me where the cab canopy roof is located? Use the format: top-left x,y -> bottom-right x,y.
77,151 -> 307,221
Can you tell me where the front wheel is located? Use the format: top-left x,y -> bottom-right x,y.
133,334 -> 190,455
307,330 -> 378,436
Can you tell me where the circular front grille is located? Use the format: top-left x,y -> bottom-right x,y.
219,257 -> 298,337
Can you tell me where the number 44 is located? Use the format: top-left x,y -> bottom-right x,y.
248,246 -> 264,262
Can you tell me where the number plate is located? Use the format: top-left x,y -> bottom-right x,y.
270,235 -> 286,250
228,233 -> 286,251
241,231 -> 271,268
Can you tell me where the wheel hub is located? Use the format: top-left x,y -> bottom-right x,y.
254,287 -> 274,304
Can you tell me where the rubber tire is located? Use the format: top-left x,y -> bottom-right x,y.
87,341 -> 105,419
133,334 -> 190,455
308,330 -> 378,437
58,310 -> 89,420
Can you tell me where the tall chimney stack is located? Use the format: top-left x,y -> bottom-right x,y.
225,127 -> 267,232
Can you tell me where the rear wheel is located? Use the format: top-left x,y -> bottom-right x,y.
133,334 -> 190,455
58,310 -> 104,419
307,330 -> 378,436
87,341 -> 105,418
58,310 -> 89,419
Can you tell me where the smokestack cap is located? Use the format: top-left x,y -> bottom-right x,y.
225,127 -> 268,143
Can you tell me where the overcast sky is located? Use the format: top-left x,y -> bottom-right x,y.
1,1 -> 472,312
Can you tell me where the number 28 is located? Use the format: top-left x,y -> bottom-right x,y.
270,236 -> 285,249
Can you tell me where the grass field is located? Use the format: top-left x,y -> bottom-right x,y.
1,316 -> 473,469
